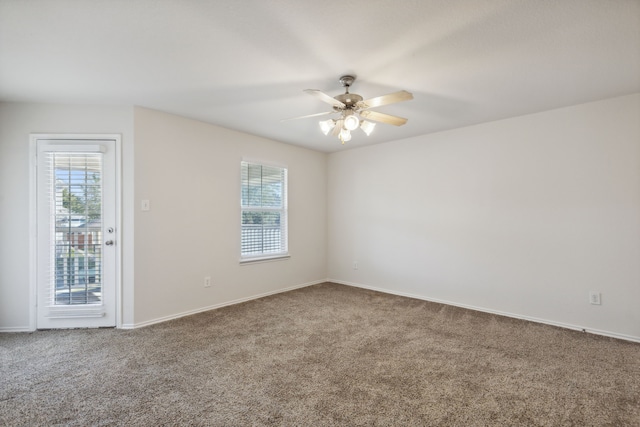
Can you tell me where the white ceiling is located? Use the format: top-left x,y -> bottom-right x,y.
1,0 -> 639,152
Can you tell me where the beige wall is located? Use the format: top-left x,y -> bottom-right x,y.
0,103 -> 326,330
132,107 -> 327,325
327,94 -> 640,341
0,103 -> 135,329
2,95 -> 638,340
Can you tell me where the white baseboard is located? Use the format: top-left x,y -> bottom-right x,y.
10,278 -> 637,344
0,326 -> 33,333
122,279 -> 325,329
329,279 -> 640,344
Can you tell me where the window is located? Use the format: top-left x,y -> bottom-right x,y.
240,161 -> 288,261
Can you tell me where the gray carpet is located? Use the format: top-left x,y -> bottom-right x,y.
1,282 -> 639,426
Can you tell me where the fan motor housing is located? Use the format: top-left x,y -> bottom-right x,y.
334,93 -> 363,109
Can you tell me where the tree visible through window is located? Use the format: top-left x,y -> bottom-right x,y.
241,161 -> 288,259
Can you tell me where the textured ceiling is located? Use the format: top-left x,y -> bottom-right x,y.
1,0 -> 639,152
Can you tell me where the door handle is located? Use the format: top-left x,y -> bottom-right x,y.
105,240 -> 114,246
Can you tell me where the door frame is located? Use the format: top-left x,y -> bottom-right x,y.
29,133 -> 122,330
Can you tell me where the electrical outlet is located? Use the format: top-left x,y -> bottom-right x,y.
589,292 -> 601,305
204,276 -> 211,288
353,261 -> 358,270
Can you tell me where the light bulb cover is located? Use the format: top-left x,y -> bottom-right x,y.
339,128 -> 352,142
360,120 -> 376,136
343,114 -> 360,131
319,119 -> 336,135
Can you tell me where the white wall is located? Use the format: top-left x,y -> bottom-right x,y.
328,94 -> 640,341
0,103 -> 135,330
132,107 -> 326,325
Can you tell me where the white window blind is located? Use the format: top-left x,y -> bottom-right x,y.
44,151 -> 105,315
241,161 -> 288,260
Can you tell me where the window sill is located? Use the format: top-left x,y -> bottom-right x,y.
239,254 -> 290,265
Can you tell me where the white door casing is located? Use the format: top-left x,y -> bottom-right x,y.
32,135 -> 120,329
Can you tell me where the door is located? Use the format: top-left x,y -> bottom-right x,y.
35,137 -> 118,328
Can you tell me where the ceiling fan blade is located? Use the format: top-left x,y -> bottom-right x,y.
331,119 -> 344,136
304,89 -> 346,109
281,111 -> 335,122
359,110 -> 408,126
356,90 -> 413,110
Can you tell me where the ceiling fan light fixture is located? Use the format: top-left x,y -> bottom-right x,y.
360,120 -> 376,136
343,113 -> 360,131
339,128 -> 352,143
319,119 -> 336,135
290,75 -> 413,145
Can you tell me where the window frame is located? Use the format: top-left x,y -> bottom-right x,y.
239,160 -> 289,264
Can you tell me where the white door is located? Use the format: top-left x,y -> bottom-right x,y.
35,137 -> 118,328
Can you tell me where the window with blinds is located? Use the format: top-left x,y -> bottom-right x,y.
241,161 -> 288,261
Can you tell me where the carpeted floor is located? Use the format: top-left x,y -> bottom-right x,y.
1,282 -> 639,426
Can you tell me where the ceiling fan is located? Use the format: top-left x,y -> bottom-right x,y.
284,75 -> 413,144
